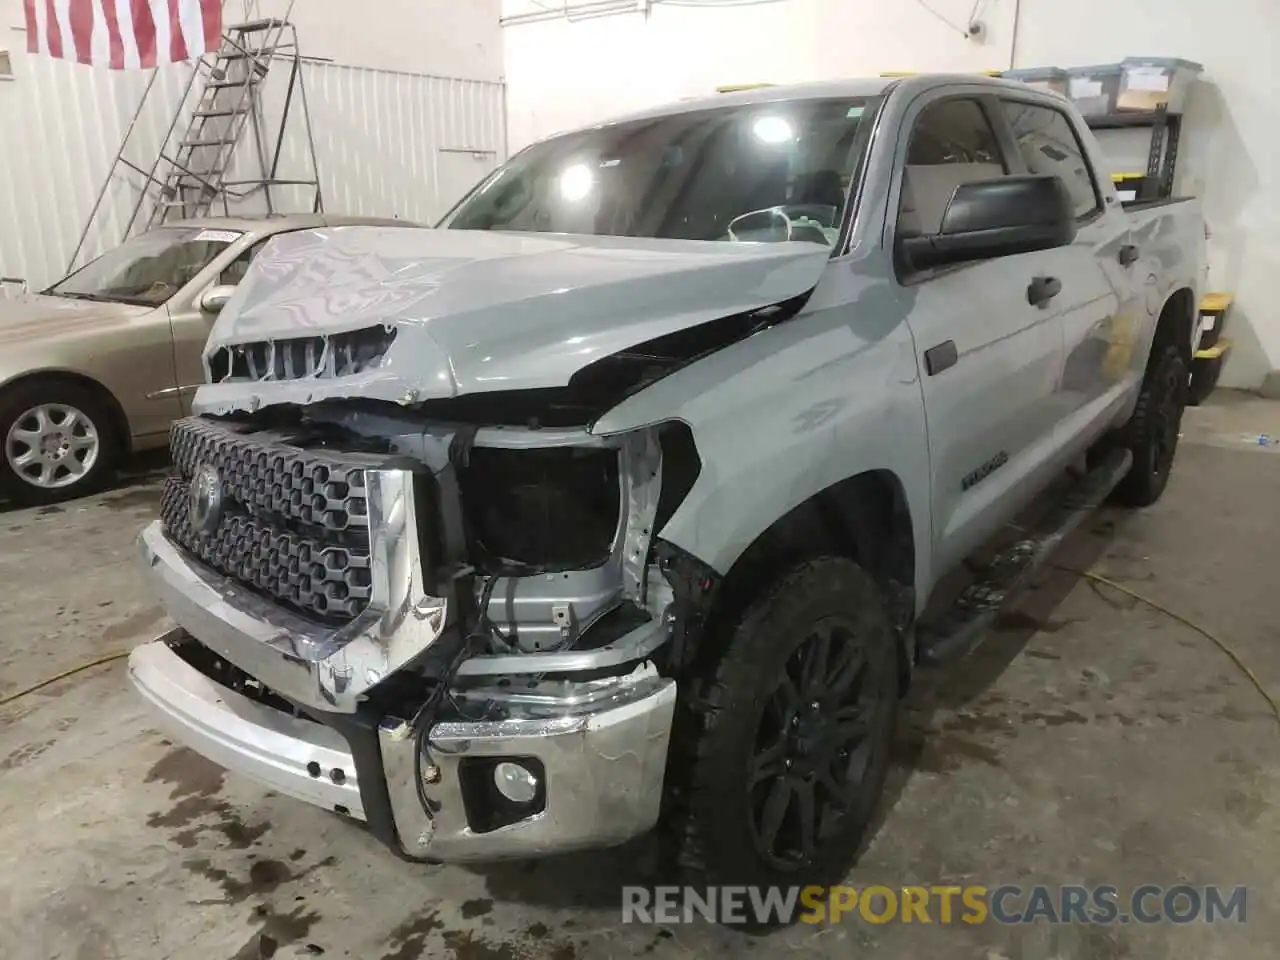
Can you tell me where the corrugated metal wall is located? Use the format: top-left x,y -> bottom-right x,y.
0,47 -> 506,296
0,54 -> 196,297
223,63 -> 506,226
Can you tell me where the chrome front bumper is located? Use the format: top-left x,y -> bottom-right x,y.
129,634 -> 677,859
381,666 -> 677,860
129,638 -> 367,818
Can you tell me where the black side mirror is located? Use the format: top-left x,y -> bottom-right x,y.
899,174 -> 1077,271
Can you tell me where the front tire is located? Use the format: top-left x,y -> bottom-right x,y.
664,557 -> 899,923
0,380 -> 120,506
1112,341 -> 1187,508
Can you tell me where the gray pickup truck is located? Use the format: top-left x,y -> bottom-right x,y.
129,74 -> 1204,903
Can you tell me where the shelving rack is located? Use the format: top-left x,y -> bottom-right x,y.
1083,102 -> 1232,401
1084,104 -> 1182,203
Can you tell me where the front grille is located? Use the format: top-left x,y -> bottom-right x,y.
164,417 -> 386,622
170,417 -> 372,532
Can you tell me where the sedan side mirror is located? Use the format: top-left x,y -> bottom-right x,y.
898,174 -> 1077,271
199,284 -> 237,314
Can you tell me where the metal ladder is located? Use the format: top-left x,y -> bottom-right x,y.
68,10 -> 322,271
147,18 -> 286,227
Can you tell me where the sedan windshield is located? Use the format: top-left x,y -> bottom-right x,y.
444,97 -> 875,246
47,226 -> 243,306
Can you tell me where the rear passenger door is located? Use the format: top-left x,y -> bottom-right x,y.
996,97 -> 1138,455
889,92 -> 1067,578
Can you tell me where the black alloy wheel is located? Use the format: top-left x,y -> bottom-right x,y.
750,616 -> 888,869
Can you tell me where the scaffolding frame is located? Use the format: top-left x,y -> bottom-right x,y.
68,1 -> 321,271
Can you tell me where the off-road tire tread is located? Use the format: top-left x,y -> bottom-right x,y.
661,556 -> 898,903
1113,342 -> 1186,508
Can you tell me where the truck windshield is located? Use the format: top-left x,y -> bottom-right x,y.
47,226 -> 243,307
443,97 -> 876,246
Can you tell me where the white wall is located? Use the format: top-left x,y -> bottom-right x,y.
237,0 -> 504,81
502,0 -> 1018,149
500,0 -> 1279,388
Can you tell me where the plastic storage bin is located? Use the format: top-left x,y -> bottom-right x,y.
1003,67 -> 1070,97
1066,63 -> 1123,116
1117,57 -> 1203,113
1196,292 -> 1232,353
1110,172 -> 1154,204
879,70 -> 1002,77
1189,292 -> 1233,406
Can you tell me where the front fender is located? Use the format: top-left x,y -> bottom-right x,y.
593,278 -> 933,596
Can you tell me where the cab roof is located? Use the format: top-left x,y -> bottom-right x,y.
555,73 -> 1036,134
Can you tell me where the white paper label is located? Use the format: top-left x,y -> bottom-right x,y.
192,229 -> 243,244
1125,67 -> 1170,92
1069,78 -> 1103,98
1117,189 -> 1137,202
1200,313 -> 1216,333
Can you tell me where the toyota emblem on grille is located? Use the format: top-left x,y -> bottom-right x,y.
190,464 -> 224,536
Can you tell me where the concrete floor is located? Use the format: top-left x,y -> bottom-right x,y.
2,393 -> 1279,960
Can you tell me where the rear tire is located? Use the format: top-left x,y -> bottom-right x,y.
663,557 -> 899,927
1112,341 -> 1187,508
0,379 -> 121,507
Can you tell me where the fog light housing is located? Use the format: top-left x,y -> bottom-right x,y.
492,761 -> 539,804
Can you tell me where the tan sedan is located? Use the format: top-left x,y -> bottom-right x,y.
0,214 -> 411,505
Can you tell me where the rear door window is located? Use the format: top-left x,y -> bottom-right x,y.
1000,101 -> 1102,220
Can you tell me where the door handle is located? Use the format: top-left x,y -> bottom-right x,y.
923,339 -> 958,376
1118,244 -> 1140,266
1026,276 -> 1062,307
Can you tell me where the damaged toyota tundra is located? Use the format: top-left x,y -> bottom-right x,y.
130,75 -> 1204,906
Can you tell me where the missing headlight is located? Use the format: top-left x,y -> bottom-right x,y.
459,446 -> 621,572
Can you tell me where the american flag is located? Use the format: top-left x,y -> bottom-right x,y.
24,0 -> 223,70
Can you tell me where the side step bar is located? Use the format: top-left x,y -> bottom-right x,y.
916,447 -> 1133,664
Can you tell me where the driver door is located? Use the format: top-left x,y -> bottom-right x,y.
167,237 -> 265,414
890,93 -> 1068,578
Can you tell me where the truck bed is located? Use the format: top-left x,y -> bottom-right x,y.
1121,195 -> 1196,213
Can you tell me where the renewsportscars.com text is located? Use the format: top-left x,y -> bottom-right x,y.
622,884 -> 1248,926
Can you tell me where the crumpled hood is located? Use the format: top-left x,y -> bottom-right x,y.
0,293 -> 151,344
197,226 -> 830,413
